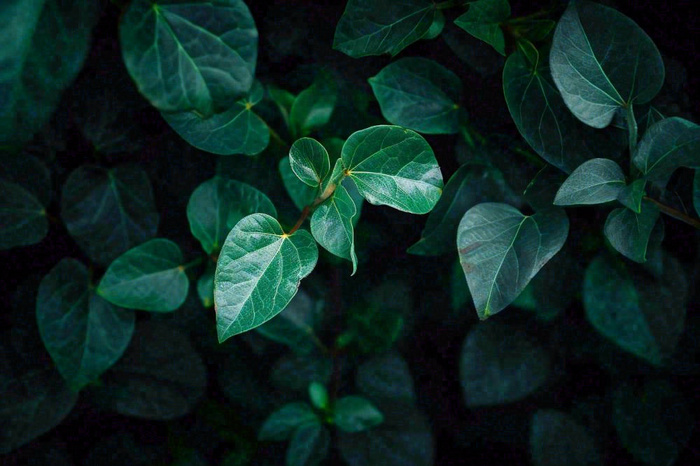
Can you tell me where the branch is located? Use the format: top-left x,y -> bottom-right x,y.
644,196 -> 700,230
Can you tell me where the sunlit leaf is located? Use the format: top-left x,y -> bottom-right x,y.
311,184 -> 358,273
289,138 -> 331,187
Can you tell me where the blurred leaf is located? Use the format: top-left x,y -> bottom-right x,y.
256,290 -> 322,354
84,432 -> 164,466
259,402 -> 318,441
286,421 -> 330,466
530,409 -> 602,466
308,382 -> 328,411
290,72 -> 337,138
0,153 -> 51,206
271,353 -> 332,393
0,179 -> 48,250
356,351 -> 415,405
334,396 -> 384,433
197,266 -> 214,308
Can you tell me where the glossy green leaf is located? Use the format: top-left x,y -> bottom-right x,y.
460,321 -> 550,406
342,125 -> 443,214
287,422 -> 330,466
197,266 -> 214,308
98,239 -> 189,312
604,200 -> 659,263
584,254 -> 687,366
454,0 -> 510,56
632,117 -> 700,186
311,184 -> 358,273
290,72 -> 337,138
0,0 -> 97,146
530,410 -> 601,466
36,259 -> 135,391
457,203 -> 569,319
289,138 -> 331,187
187,176 -> 276,255
334,396 -> 384,433
258,402 -> 318,441
280,156 -> 319,211
214,213 -> 318,342
61,165 -> 159,265
550,1 -> 664,128
119,0 -> 258,116
554,158 -> 626,206
0,180 -> 48,250
256,290 -> 321,354
356,351 -> 415,405
333,0 -> 436,57
369,57 -> 461,134
617,179 -> 646,213
409,164 -> 517,256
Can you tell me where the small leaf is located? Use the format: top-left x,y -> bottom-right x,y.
214,213 -> 318,342
554,158 -> 626,206
604,201 -> 659,263
286,422 -> 330,466
457,203 -> 569,319
187,176 -> 276,255
617,179 -> 646,213
308,382 -> 329,410
550,1 -> 665,128
290,72 -> 337,138
334,396 -> 384,433
36,259 -> 135,391
369,57 -> 461,134
455,0 -> 511,56
255,290 -> 321,354
98,239 -> 189,312
0,180 -> 48,250
280,157 -> 318,211
197,266 -> 214,308
333,0 -> 437,57
311,184 -> 358,273
342,125 -> 443,214
530,410 -> 601,466
289,138 -> 331,187
258,402 -> 318,441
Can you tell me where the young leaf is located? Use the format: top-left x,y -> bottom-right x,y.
333,0 -> 437,57
214,213 -> 318,342
97,239 -> 189,312
280,156 -> 319,211
255,290 -> 321,354
632,117 -> 700,186
310,184 -> 358,273
457,203 -> 569,319
0,180 -> 48,250
289,138 -> 331,187
553,158 -> 626,206
334,396 -> 384,433
197,267 -> 214,308
187,176 -> 277,255
286,422 -> 330,466
308,382 -> 329,411
617,179 -> 646,213
454,0 -> 511,56
460,321 -> 550,406
119,0 -> 258,116
604,200 -> 659,263
369,57 -> 461,134
530,410 -> 601,466
61,165 -> 159,265
341,125 -> 443,214
409,164 -> 517,256
258,402 -> 318,441
356,351 -> 416,405
550,1 -> 664,128
290,72 -> 337,138
36,259 -> 135,391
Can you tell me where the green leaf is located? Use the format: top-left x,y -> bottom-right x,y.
342,125 -> 443,214
333,0 -> 436,57
311,184 -> 358,273
346,303 -> 404,354
161,82 -> 269,156
271,353 -> 332,393
280,156 -> 319,211
604,200 -> 659,263
530,410 -> 601,466
510,19 -> 555,43
214,213 -> 318,342
523,166 -> 567,211
187,176 -> 276,255
0,180 -> 48,250
423,9 -> 445,40
454,0 -> 511,56
98,239 -> 189,312
0,153 -> 52,206
289,138 -> 331,187
334,396 -> 384,433
290,72 -> 337,138
553,158 -> 626,206
632,117 -> 700,186
584,254 -> 687,366
460,321 -> 550,406
0,0 -> 97,146
409,164 -> 517,256
286,422 -> 330,466
457,203 -> 569,319
197,266 -> 214,308
269,85 -> 296,130
308,382 -> 329,411
61,165 -> 159,265
119,0 -> 258,116
550,1 -> 664,128
258,402 -> 318,441
356,351 -> 416,405
256,290 -> 321,354
617,179 -> 646,213
368,57 -> 461,134
36,259 -> 135,391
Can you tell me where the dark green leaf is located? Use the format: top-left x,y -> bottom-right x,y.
530,410 -> 601,466
356,351 -> 415,404
369,57 -> 461,134
197,266 -> 214,308
460,321 -> 550,406
510,19 -> 555,43
457,203 -> 568,319
604,200 -> 659,263
119,0 -> 258,116
342,125 -> 443,214
214,213 -> 318,341
269,85 -> 296,130
271,353 -> 332,393
550,1 -> 664,128
256,290 -> 321,354
258,402 -> 318,441
98,239 -> 189,312
61,165 -> 159,265
0,153 -> 51,206
334,396 -> 384,433
36,259 -> 135,391
0,180 -> 48,250
187,176 -> 276,255
333,0 -> 436,57
617,179 -> 646,213
280,156 -> 318,211
286,422 -> 329,466
311,184 -> 358,273
454,0 -> 510,55
424,9 -> 445,40
523,166 -> 567,211
289,138 -> 331,187
290,72 -> 337,138
346,304 -> 403,354
554,158 -> 626,206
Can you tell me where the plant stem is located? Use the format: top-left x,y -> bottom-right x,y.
267,125 -> 289,150
181,256 -> 205,271
286,181 -> 341,235
644,196 -> 700,229
626,104 -> 638,157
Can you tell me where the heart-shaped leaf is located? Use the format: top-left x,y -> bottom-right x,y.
0,180 -> 48,250
289,137 -> 331,187
310,184 -> 358,273
554,158 -> 626,206
454,0 -> 511,55
604,200 -> 659,263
